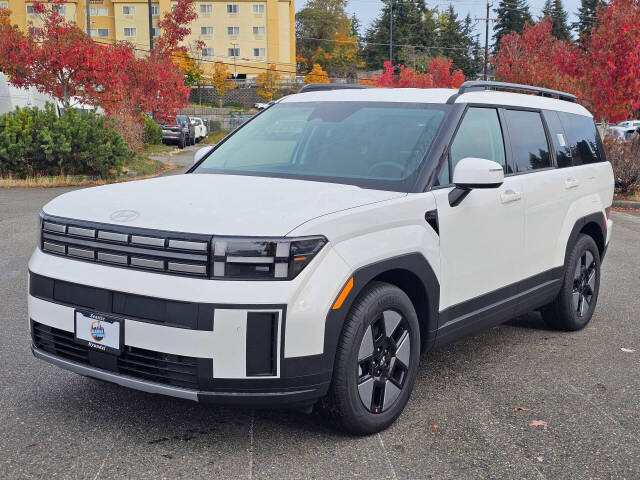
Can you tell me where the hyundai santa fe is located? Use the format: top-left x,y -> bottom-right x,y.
28,81 -> 614,435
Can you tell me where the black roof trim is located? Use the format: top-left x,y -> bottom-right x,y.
457,81 -> 577,102
298,83 -> 369,94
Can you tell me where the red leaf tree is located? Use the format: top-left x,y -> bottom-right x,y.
493,1 -> 640,123
362,58 -> 465,89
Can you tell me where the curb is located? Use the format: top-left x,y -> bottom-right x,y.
613,200 -> 640,209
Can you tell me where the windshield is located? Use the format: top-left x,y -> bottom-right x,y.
193,101 -> 449,191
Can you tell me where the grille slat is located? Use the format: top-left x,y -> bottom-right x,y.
32,322 -> 200,390
40,216 -> 211,278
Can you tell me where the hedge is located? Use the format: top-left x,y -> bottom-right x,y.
0,104 -> 134,179
142,115 -> 162,146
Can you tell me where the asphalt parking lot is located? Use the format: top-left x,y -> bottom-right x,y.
1,182 -> 639,479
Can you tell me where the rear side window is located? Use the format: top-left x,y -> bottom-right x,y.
441,107 -> 506,185
542,110 -> 571,168
557,112 -> 604,165
503,110 -> 551,173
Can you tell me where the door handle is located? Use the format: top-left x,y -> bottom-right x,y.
564,177 -> 580,189
500,189 -> 522,204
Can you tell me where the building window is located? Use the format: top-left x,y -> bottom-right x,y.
227,4 -> 238,13
90,28 -> 109,38
227,26 -> 239,35
90,7 -> 109,16
200,3 -> 212,14
28,26 -> 42,36
228,47 -> 239,57
122,5 -> 135,15
151,27 -> 160,37
253,47 -> 265,57
201,26 -> 213,36
252,4 -> 265,14
202,48 -> 214,57
252,26 -> 265,35
0,1 -> 8,9
51,4 -> 65,14
151,5 -> 159,15
26,5 -> 35,14
124,27 -> 137,37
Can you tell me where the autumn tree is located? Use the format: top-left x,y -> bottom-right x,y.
172,49 -> 205,87
493,0 -> 533,51
362,58 -> 465,88
209,62 -> 236,107
304,64 -> 329,83
256,64 -> 280,101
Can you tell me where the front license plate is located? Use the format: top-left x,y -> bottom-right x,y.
75,311 -> 122,355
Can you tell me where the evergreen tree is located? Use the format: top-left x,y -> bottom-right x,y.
573,0 -> 605,41
437,7 -> 483,77
493,0 -> 533,51
363,0 -> 438,69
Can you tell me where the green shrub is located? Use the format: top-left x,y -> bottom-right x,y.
0,104 -> 134,179
142,115 -> 162,146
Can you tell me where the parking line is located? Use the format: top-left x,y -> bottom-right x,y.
377,433 -> 398,480
248,409 -> 255,480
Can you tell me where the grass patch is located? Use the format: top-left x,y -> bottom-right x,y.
144,143 -> 177,156
200,131 -> 229,145
0,155 -> 175,188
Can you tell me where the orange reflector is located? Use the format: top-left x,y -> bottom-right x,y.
293,256 -> 307,262
332,277 -> 354,310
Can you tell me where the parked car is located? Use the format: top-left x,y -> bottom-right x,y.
606,125 -> 638,139
191,117 -> 207,142
616,120 -> 640,128
254,101 -> 275,110
29,81 -> 613,435
161,115 -> 195,148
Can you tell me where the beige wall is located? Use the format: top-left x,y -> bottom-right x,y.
7,0 -> 295,79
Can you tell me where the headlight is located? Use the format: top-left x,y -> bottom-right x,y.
211,236 -> 327,280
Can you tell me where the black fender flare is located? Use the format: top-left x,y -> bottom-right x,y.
563,212 -> 607,267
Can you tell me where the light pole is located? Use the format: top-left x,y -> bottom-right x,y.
231,42 -> 239,78
389,0 -> 393,65
147,0 -> 154,50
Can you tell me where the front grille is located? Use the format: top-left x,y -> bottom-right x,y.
32,322 -> 200,390
40,215 -> 211,278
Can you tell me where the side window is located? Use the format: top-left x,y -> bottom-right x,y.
542,110 -> 571,168
440,107 -> 505,185
558,112 -> 603,165
503,110 -> 551,173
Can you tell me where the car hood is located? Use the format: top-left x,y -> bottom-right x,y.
43,174 -> 405,236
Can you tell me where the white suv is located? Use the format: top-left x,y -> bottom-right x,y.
28,81 -> 613,435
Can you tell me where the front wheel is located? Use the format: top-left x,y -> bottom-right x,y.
541,234 -> 601,331
325,281 -> 420,435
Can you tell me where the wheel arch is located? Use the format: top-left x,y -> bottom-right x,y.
564,212 -> 607,268
323,253 -> 440,378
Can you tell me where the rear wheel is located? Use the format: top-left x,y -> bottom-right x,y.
325,282 -> 420,435
541,234 -> 601,331
179,135 -> 185,149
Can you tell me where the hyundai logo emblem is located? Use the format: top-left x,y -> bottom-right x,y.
110,210 -> 140,222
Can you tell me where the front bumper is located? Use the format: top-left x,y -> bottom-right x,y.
28,247 -> 352,406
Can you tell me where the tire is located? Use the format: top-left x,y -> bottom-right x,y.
541,234 -> 601,331
190,135 -> 195,146
179,135 -> 185,149
325,281 -> 421,435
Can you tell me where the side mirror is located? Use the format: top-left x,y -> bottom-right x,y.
194,145 -> 214,164
449,157 -> 504,207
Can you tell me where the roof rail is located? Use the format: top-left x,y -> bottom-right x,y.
298,83 -> 368,94
458,81 -> 577,102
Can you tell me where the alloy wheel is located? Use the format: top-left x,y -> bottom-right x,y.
356,310 -> 411,414
573,250 -> 597,317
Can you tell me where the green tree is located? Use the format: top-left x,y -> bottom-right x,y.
437,7 -> 483,78
493,0 -> 533,51
541,0 -> 571,40
572,0 -> 605,41
363,0 -> 438,69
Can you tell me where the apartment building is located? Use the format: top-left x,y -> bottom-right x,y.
4,0 -> 295,78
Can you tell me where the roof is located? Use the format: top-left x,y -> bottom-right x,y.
282,87 -> 593,117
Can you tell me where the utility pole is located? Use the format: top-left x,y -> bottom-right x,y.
147,0 -> 154,50
475,2 -> 495,80
85,0 -> 91,38
389,0 -> 393,65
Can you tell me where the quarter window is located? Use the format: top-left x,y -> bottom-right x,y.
503,109 -> 551,173
443,107 -> 506,185
557,112 -> 604,165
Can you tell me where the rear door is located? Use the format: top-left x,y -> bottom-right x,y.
432,107 -> 525,342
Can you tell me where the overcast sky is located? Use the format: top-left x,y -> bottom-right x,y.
295,0 -> 583,41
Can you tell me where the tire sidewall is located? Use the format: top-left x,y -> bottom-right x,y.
561,235 -> 601,329
337,284 -> 421,434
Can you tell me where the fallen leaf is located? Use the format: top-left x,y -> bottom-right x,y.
528,420 -> 548,428
621,348 -> 635,353
432,425 -> 438,430
514,406 -> 531,412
